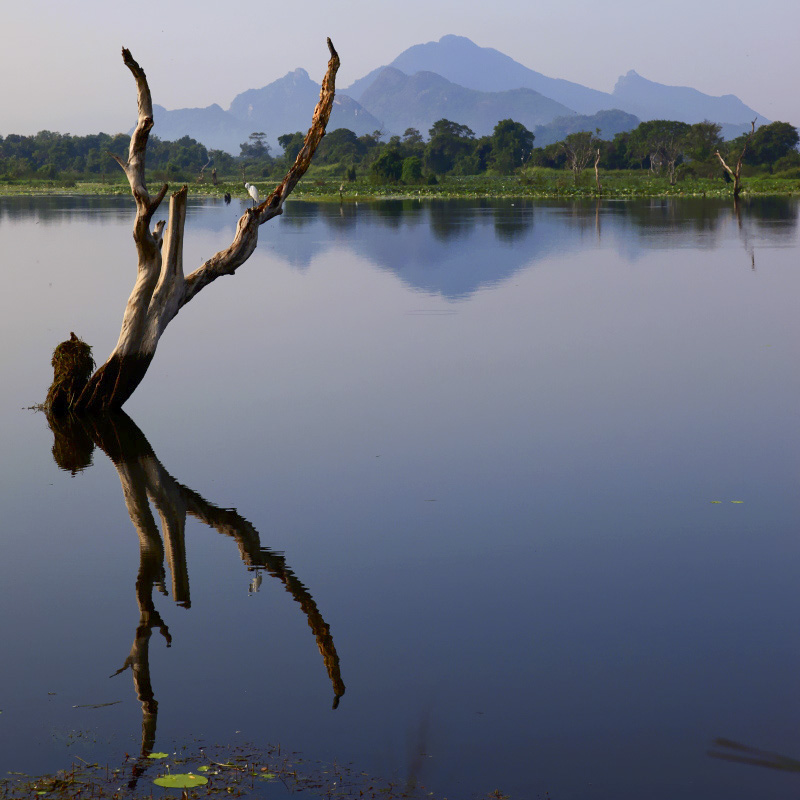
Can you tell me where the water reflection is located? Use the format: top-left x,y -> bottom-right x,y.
46,411 -> 345,778
266,197 -> 798,299
709,738 -> 800,774
3,195 -> 796,300
0,195 -> 134,224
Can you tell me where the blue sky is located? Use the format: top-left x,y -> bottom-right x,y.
3,0 -> 799,137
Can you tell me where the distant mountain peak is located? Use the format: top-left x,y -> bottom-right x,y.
612,68 -> 765,127
345,33 -> 616,115
439,34 -> 473,43
286,67 -> 310,81
147,34 -> 767,156
358,67 -> 575,139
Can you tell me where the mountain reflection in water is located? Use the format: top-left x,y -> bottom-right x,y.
46,411 -> 344,784
264,196 -> 798,298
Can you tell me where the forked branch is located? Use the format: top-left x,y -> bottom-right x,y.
715,118 -> 757,200
183,38 -> 340,302
66,41 -> 339,413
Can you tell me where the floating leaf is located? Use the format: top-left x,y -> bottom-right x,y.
731,500 -> 744,504
710,501 -> 722,504
197,766 -> 210,772
148,752 -> 169,759
259,772 -> 276,780
153,773 -> 208,788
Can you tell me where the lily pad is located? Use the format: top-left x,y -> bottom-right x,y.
153,773 -> 208,788
197,765 -> 210,772
148,752 -> 169,759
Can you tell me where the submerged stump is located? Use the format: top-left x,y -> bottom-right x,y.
45,332 -> 95,417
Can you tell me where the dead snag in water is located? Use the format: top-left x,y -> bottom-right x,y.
45,332 -> 95,417
715,118 -> 757,200
47,41 -> 339,415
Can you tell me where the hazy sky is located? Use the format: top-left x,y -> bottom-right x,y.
3,0 -> 799,137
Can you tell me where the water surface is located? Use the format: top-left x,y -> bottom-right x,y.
1,196 -> 798,799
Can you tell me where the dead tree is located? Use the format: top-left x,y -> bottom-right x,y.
561,131 -> 598,184
49,42 -> 339,414
594,148 -> 602,194
715,119 -> 757,200
197,154 -> 213,182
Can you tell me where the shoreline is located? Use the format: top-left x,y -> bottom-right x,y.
3,173 -> 800,202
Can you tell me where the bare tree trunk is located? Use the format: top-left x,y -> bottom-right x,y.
561,132 -> 597,185
594,148 -> 602,194
197,155 -> 212,182
715,119 -> 757,200
63,42 -> 339,414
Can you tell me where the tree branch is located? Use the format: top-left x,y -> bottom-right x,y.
73,41 -> 339,412
715,119 -> 757,200
182,38 -> 340,305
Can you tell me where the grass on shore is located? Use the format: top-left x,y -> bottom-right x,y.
2,168 -> 800,202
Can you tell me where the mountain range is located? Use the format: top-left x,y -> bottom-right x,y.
149,35 -> 765,155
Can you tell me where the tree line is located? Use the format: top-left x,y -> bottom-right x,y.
2,117 -> 798,186
0,131 -> 220,181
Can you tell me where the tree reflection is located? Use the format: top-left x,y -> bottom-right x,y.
429,200 -> 479,241
0,195 -> 133,224
709,737 -> 800,773
492,201 -> 534,243
47,411 -> 345,780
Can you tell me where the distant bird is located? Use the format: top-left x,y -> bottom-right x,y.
245,182 -> 259,206
223,192 -> 231,205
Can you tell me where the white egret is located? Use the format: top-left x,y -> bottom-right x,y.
245,182 -> 259,206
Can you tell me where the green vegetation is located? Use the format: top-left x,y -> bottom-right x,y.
2,117 -> 799,200
0,741 -> 510,800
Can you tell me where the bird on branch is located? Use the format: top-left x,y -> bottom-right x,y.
244,182 -> 259,206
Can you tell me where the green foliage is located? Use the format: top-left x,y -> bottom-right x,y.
428,119 -> 475,140
530,142 -> 566,169
622,120 -> 692,183
401,156 -> 424,184
561,130 -> 600,182
678,121 -> 725,177
490,119 -> 534,174
3,115 -> 797,193
684,121 -> 723,162
316,128 -> 367,166
628,120 -> 690,165
277,131 -> 305,166
370,148 -> 403,183
402,127 -> 425,153
424,118 -> 476,175
0,130 -> 214,182
239,132 -> 270,159
745,121 -> 800,168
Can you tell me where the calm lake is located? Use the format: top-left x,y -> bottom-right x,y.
1,195 -> 799,799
